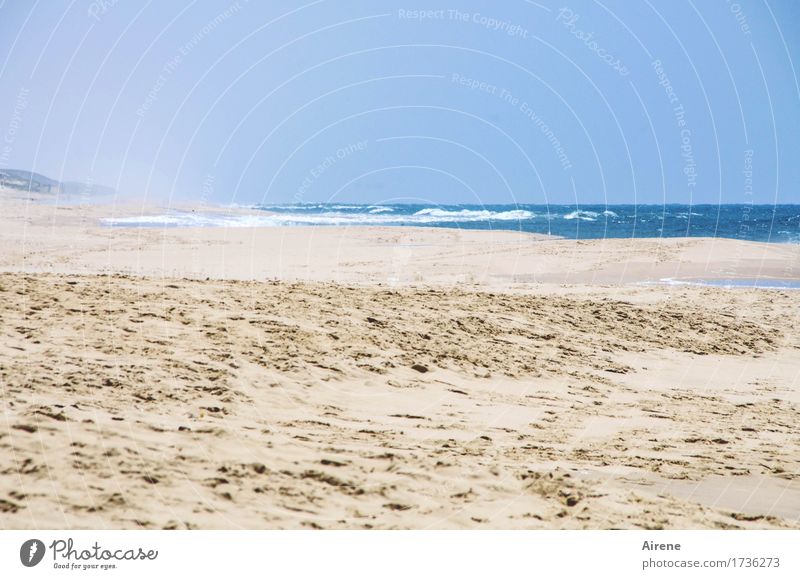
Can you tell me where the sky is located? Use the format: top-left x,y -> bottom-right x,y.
0,0 -> 798,206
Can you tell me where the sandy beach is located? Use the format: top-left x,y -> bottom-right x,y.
1,189 -> 798,529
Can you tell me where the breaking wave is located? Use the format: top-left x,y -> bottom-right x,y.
100,203 -> 800,244
103,207 -> 535,227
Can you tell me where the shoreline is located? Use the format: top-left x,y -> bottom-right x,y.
5,189 -> 798,246
1,192 -> 798,287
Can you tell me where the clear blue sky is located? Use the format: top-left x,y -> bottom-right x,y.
0,0 -> 798,205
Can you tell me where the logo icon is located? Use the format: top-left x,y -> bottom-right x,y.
20,539 -> 46,567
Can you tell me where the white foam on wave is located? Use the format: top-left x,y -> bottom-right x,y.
563,210 -> 598,221
368,206 -> 394,214
102,207 -> 536,228
413,208 -> 534,221
102,213 -> 284,228
258,204 -> 327,210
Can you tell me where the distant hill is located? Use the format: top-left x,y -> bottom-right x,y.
0,169 -> 115,197
0,169 -> 59,192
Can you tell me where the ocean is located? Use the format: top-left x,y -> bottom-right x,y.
104,203 -> 800,244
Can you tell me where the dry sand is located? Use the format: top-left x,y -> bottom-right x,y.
0,189 -> 798,529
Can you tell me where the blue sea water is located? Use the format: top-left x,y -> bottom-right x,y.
658,278 -> 800,290
104,203 -> 800,244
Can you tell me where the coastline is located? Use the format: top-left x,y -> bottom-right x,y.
1,192 -> 797,286
1,191 -> 799,529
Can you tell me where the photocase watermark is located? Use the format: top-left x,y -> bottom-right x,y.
652,59 -> 697,193
0,87 -> 30,169
514,98 -> 573,171
19,537 -> 158,570
87,0 -> 120,21
17,537 -> 159,571
556,7 -> 629,76
295,140 -> 368,202
397,8 -> 529,38
450,73 -> 573,170
201,173 -> 215,204
136,1 -> 247,117
77,175 -> 96,216
726,1 -> 752,37
450,72 -> 500,96
19,539 -> 46,568
738,149 -> 754,239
